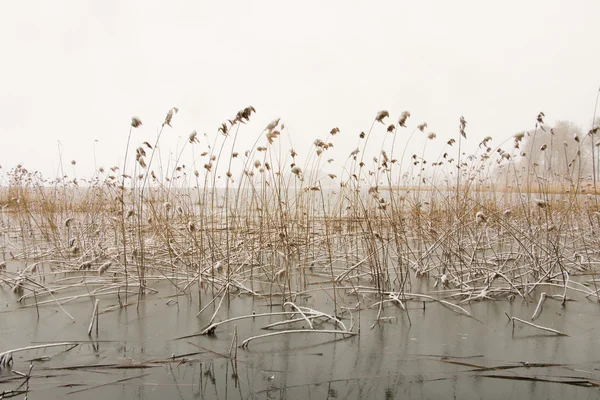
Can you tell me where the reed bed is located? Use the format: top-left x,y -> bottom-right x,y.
1,107 -> 600,343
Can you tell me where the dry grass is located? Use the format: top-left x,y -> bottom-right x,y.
1,108 -> 600,328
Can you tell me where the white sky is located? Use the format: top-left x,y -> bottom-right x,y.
1,0 -> 599,182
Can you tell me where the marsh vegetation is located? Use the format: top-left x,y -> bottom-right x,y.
2,107 -> 600,398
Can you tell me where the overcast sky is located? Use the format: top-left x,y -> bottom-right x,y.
1,0 -> 599,183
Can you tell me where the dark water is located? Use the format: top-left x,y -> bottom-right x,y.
2,262 -> 600,399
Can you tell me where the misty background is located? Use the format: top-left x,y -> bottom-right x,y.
1,0 -> 599,185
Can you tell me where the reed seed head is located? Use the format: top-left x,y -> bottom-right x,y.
266,131 -> 280,144
163,107 -> 178,127
537,111 -> 545,124
265,118 -> 280,132
459,116 -> 467,138
398,111 -> 410,127
131,117 -> 142,128
375,110 -> 389,123
189,130 -> 199,143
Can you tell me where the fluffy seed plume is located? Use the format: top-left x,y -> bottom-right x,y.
163,107 -> 178,127
514,132 -> 525,142
235,106 -> 256,124
266,130 -> 280,144
189,130 -> 199,143
480,136 -> 492,147
131,117 -> 143,128
459,116 -> 467,138
537,111 -> 545,124
375,110 -> 389,123
218,122 -> 228,136
398,111 -> 410,127
265,118 -> 280,132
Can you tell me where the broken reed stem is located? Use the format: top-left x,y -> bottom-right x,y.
531,292 -> 547,321
96,298 -> 99,335
562,271 -> 569,306
33,289 -> 39,318
239,329 -> 357,349
404,293 -> 472,317
506,314 -> 568,336
196,284 -> 227,318
262,315 -> 324,329
0,343 -> 76,367
229,324 -> 238,359
206,287 -> 228,327
88,299 -> 99,336
283,302 -> 313,329
196,311 -> 316,336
